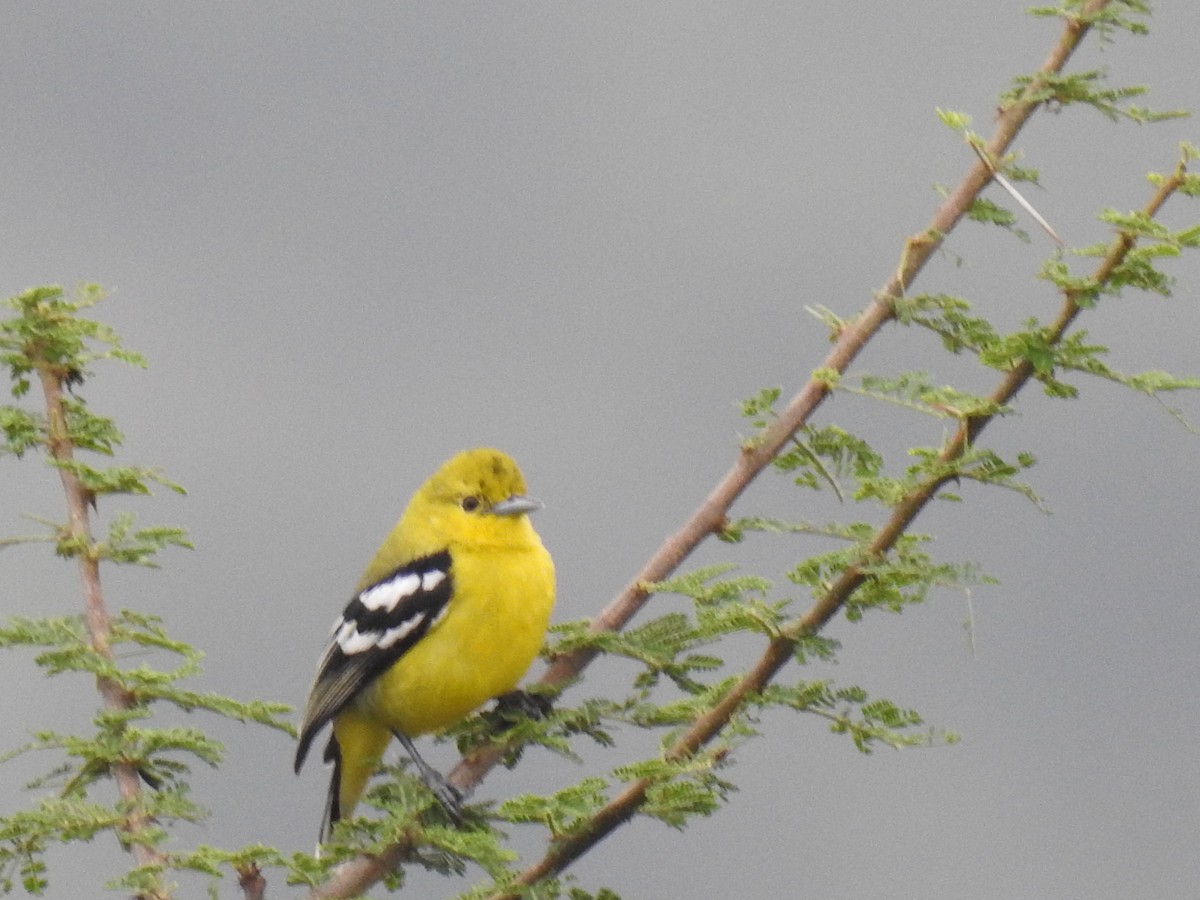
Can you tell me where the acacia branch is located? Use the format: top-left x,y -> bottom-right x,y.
494,138 -> 1191,900
314,3 -> 1123,896
454,0 -> 1112,788
235,863 -> 267,900
34,363 -> 169,896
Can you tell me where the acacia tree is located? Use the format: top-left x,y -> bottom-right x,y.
1,1 -> 1198,897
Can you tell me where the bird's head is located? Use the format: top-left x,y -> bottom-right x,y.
401,447 -> 545,553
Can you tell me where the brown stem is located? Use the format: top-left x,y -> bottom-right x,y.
492,137 -> 1190,900
35,364 -> 169,897
235,863 -> 267,900
452,0 -> 1111,793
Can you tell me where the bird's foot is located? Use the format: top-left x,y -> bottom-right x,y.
421,768 -> 464,824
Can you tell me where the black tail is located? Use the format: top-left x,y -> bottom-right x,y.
319,734 -> 343,844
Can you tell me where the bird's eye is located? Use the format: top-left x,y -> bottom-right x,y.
460,496 -> 481,512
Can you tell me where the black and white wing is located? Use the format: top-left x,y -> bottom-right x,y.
293,550 -> 453,772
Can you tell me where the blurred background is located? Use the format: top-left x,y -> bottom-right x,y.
2,3 -> 1198,897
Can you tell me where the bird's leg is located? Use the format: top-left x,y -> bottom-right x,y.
392,729 -> 463,823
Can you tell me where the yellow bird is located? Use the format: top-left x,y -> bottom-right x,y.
294,448 -> 555,834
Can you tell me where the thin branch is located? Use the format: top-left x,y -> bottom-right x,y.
34,363 -> 169,896
235,864 -> 267,900
312,3 -> 1121,896
457,0 -> 1109,785
460,0 -> 1109,781
493,141 -> 1191,900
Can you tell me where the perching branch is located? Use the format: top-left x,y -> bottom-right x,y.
460,0 -> 1114,785
489,150 -> 1192,895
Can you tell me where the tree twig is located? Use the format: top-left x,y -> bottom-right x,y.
235,863 -> 267,900
453,0 -> 1111,788
35,363 -> 169,898
492,127 -> 1191,900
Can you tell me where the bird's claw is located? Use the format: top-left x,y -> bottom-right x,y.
423,769 -> 465,824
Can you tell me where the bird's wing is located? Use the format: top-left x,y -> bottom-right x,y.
294,549 -> 454,772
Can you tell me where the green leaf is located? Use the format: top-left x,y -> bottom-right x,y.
99,513 -> 193,566
966,196 -> 1030,242
0,406 -> 42,457
500,778 -> 611,840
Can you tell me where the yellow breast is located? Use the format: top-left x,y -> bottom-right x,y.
360,539 -> 555,736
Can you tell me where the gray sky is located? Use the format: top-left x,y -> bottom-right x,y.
3,3 -> 1199,898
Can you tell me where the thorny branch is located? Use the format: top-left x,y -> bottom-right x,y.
34,362 -> 169,898
491,150 -> 1191,897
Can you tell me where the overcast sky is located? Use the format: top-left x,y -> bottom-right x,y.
3,3 -> 1199,898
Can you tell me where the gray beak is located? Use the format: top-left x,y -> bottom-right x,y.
490,495 -> 544,517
